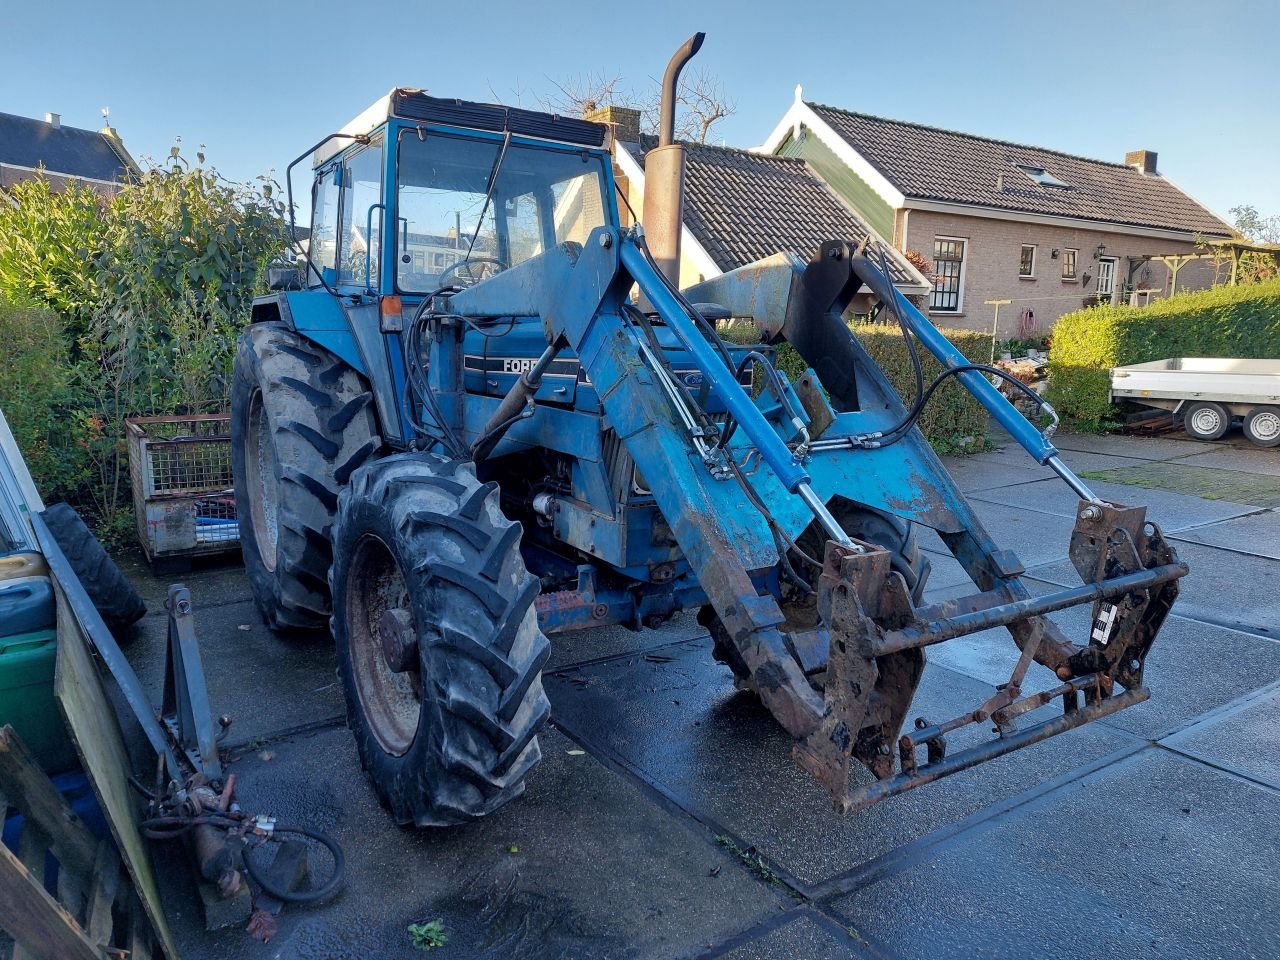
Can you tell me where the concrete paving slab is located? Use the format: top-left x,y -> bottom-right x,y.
711,911 -> 870,959
828,748 -> 1280,960
162,725 -> 788,960
1173,508 -> 1280,561
118,553 -> 253,612
1050,432 -> 1217,460
970,477 -> 1259,531
546,637 -> 1134,886
548,612 -> 706,671
124,598 -> 344,746
916,498 -> 1077,569
937,455 -> 1048,493
1029,539 -> 1279,641
1162,685 -> 1280,790
962,447 -> 1143,480
928,576 -> 1280,741
1168,444 -> 1280,477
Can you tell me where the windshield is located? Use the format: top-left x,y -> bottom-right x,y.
396,131 -> 609,292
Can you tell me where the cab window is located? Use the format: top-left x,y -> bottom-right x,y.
338,138 -> 384,289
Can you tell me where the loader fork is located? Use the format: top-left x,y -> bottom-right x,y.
794,503 -> 1183,814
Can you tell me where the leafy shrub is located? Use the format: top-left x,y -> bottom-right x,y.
1047,279 -> 1280,430
0,299 -> 92,503
0,152 -> 287,541
723,320 -> 991,453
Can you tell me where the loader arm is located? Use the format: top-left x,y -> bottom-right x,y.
463,225 -> 1187,813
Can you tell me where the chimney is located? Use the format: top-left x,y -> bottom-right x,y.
44,112 -> 61,129
1125,149 -> 1158,175
583,105 -> 641,145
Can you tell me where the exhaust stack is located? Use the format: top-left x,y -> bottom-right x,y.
641,32 -> 705,284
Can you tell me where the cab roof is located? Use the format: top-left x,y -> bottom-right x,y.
314,88 -> 607,167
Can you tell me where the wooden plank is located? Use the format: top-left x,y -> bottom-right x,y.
12,823 -> 53,960
84,840 -> 121,947
0,725 -> 97,876
0,840 -> 103,960
52,586 -> 181,960
57,865 -> 89,930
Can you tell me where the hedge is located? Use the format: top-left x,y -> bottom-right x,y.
1046,279 -> 1280,430
723,321 -> 991,453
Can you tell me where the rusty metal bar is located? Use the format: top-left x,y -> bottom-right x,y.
842,685 -> 1148,814
875,562 -> 1188,656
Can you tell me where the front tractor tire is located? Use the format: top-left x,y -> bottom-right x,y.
230,323 -> 381,631
330,454 -> 551,826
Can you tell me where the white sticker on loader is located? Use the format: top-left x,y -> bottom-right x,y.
1092,602 -> 1119,646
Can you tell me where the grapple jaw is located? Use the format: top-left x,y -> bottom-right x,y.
792,501 -> 1186,815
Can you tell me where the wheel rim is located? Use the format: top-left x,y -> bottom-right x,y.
1251,411 -> 1280,442
1191,406 -> 1223,436
346,535 -> 421,757
245,390 -> 280,572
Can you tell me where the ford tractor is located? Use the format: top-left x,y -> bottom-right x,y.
231,36 -> 1186,826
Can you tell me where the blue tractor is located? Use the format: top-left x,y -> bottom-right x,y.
232,37 -> 1186,827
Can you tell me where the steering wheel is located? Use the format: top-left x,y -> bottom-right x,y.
437,257 -> 507,287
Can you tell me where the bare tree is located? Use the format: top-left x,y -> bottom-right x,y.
537,68 -> 736,144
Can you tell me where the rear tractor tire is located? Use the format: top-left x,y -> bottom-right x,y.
230,323 -> 380,631
703,500 -> 931,686
330,454 -> 551,826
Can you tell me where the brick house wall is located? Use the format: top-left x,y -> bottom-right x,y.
899,208 -> 1217,338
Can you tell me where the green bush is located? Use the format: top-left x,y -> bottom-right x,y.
1047,279 -> 1280,430
0,153 -> 287,541
723,320 -> 991,453
0,299 -> 92,503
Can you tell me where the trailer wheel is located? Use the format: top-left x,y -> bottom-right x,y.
230,323 -> 381,631
330,453 -> 550,826
1182,401 -> 1230,441
1244,406 -> 1280,448
703,501 -> 930,684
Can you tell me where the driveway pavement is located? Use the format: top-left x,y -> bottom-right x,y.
117,431 -> 1280,959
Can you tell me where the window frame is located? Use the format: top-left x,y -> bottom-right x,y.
336,136 -> 386,291
1061,247 -> 1079,282
1019,244 -> 1037,279
930,235 -> 967,314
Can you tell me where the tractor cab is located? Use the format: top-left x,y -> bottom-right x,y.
297,89 -> 617,299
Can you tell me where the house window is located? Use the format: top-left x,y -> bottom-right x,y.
1019,244 -> 1036,278
1015,163 -> 1073,190
931,237 -> 966,312
1062,248 -> 1078,281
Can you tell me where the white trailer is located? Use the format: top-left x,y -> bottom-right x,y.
1109,357 -> 1280,447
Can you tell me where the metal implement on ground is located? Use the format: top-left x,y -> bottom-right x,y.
232,34 -> 1186,826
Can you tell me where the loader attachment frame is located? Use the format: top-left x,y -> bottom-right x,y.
460,225 -> 1187,812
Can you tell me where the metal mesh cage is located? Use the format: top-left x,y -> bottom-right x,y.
126,415 -> 240,561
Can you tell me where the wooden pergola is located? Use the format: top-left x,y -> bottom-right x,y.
1127,239 -> 1280,296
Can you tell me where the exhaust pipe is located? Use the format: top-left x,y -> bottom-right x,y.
641,32 -> 705,284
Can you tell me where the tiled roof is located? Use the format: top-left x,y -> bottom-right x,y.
0,111 -> 134,184
807,103 -> 1233,238
624,137 -> 922,287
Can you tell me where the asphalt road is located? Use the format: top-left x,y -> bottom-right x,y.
117,430 -> 1280,959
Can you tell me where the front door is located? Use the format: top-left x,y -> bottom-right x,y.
1096,257 -> 1117,304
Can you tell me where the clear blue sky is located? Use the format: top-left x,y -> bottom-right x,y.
5,0 -> 1276,223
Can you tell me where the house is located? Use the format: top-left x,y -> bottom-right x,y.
760,88 -> 1235,337
0,110 -> 139,197
586,106 -> 930,305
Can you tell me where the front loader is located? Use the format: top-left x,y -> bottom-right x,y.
231,37 -> 1186,827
